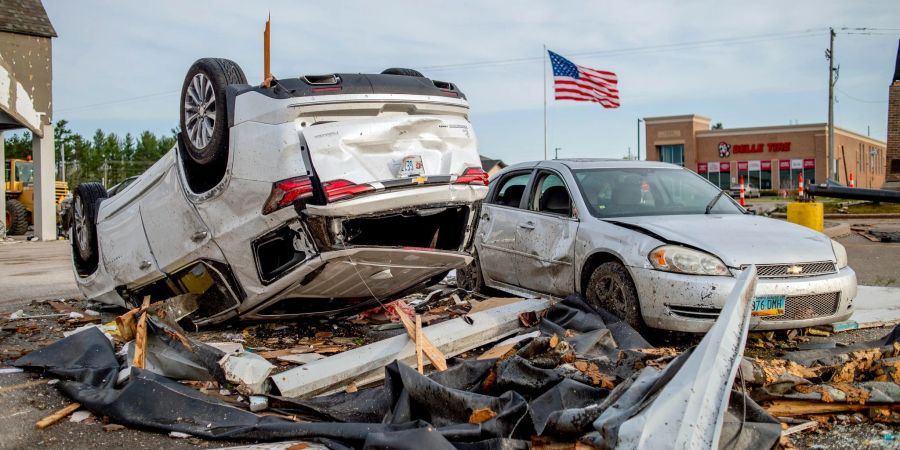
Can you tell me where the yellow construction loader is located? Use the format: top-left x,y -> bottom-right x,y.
4,158 -> 68,235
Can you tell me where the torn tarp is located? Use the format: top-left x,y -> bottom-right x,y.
15,295 -> 780,449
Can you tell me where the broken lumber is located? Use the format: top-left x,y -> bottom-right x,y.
781,420 -> 817,437
272,298 -> 550,398
115,309 -> 138,341
132,296 -> 151,369
415,315 -> 424,374
765,399 -> 897,416
36,402 -> 81,429
396,307 -> 447,371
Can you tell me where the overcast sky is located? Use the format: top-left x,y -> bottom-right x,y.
41,0 -> 900,164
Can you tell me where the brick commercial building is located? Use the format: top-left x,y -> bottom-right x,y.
884,40 -> 900,190
643,115 -> 887,192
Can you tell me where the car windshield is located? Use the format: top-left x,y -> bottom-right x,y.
572,167 -> 743,218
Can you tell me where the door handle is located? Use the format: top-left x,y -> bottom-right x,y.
191,230 -> 209,242
139,260 -> 152,270
480,214 -> 490,221
518,221 -> 535,230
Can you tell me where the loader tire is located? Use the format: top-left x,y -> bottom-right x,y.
179,58 -> 247,167
5,199 -> 29,235
72,182 -> 108,275
586,262 -> 648,334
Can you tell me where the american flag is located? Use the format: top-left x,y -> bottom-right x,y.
549,50 -> 620,108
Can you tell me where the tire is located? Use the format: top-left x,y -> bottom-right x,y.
456,250 -> 487,293
179,58 -> 247,166
5,199 -> 29,235
72,182 -> 108,275
585,261 -> 647,334
381,68 -> 424,77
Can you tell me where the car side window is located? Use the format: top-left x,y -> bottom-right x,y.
530,171 -> 572,216
491,172 -> 531,208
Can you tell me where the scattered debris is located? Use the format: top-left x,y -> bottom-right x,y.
35,402 -> 80,429
219,351 -> 275,395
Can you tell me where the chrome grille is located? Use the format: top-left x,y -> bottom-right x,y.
761,292 -> 840,321
749,262 -> 837,278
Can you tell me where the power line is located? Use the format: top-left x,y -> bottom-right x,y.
56,90 -> 178,113
420,28 -> 827,72
835,87 -> 887,103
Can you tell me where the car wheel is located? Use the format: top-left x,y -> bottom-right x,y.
179,58 -> 247,166
72,182 -> 108,274
5,199 -> 29,235
456,250 -> 487,293
586,261 -> 647,333
381,68 -> 424,77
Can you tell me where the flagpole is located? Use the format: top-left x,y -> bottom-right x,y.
543,44 -> 548,161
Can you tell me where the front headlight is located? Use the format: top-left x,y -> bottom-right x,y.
831,240 -> 848,269
649,245 -> 730,276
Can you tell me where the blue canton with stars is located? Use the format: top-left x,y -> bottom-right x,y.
549,51 -> 579,79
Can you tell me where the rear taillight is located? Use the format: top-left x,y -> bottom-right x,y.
263,177 -> 374,214
454,167 -> 489,186
323,179 -> 375,201
263,177 -> 314,214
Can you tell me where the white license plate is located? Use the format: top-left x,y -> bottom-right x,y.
751,295 -> 786,317
398,155 -> 425,178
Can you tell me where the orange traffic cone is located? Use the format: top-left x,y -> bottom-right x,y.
739,176 -> 745,207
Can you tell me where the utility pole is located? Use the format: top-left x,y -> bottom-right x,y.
60,142 -> 65,183
826,28 -> 838,181
554,147 -> 561,160
637,118 -> 643,160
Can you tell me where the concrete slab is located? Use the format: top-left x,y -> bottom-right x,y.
850,285 -> 900,326
0,239 -> 81,311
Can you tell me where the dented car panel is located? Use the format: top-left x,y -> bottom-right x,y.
74,73 -> 487,324
470,159 -> 857,332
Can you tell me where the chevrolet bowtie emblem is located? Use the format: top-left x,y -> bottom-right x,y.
786,265 -> 803,275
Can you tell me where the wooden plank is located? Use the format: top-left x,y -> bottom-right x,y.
764,399 -> 893,416
396,307 -> 447,371
131,295 -> 152,369
272,299 -> 550,398
415,315 -> 424,374
36,402 -> 81,429
781,420 -> 818,436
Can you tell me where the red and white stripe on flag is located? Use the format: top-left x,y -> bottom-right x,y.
549,50 -> 619,108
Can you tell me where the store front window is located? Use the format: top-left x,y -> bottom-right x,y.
737,160 -> 772,190
697,161 -> 731,189
658,144 -> 684,166
779,159 -> 815,190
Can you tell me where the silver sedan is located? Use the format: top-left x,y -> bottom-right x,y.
457,159 -> 856,333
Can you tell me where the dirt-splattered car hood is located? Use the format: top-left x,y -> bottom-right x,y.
606,214 -> 836,267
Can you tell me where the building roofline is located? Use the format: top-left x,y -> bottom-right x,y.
834,126 -> 887,147
643,114 -> 711,124
691,122 -> 884,146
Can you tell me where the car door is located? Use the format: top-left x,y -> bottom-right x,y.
514,169 -> 578,297
139,153 -> 213,271
476,169 -> 533,287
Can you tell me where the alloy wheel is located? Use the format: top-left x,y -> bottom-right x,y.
184,72 -> 216,149
74,196 -> 91,257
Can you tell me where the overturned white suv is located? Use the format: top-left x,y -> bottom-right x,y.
71,59 -> 487,325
